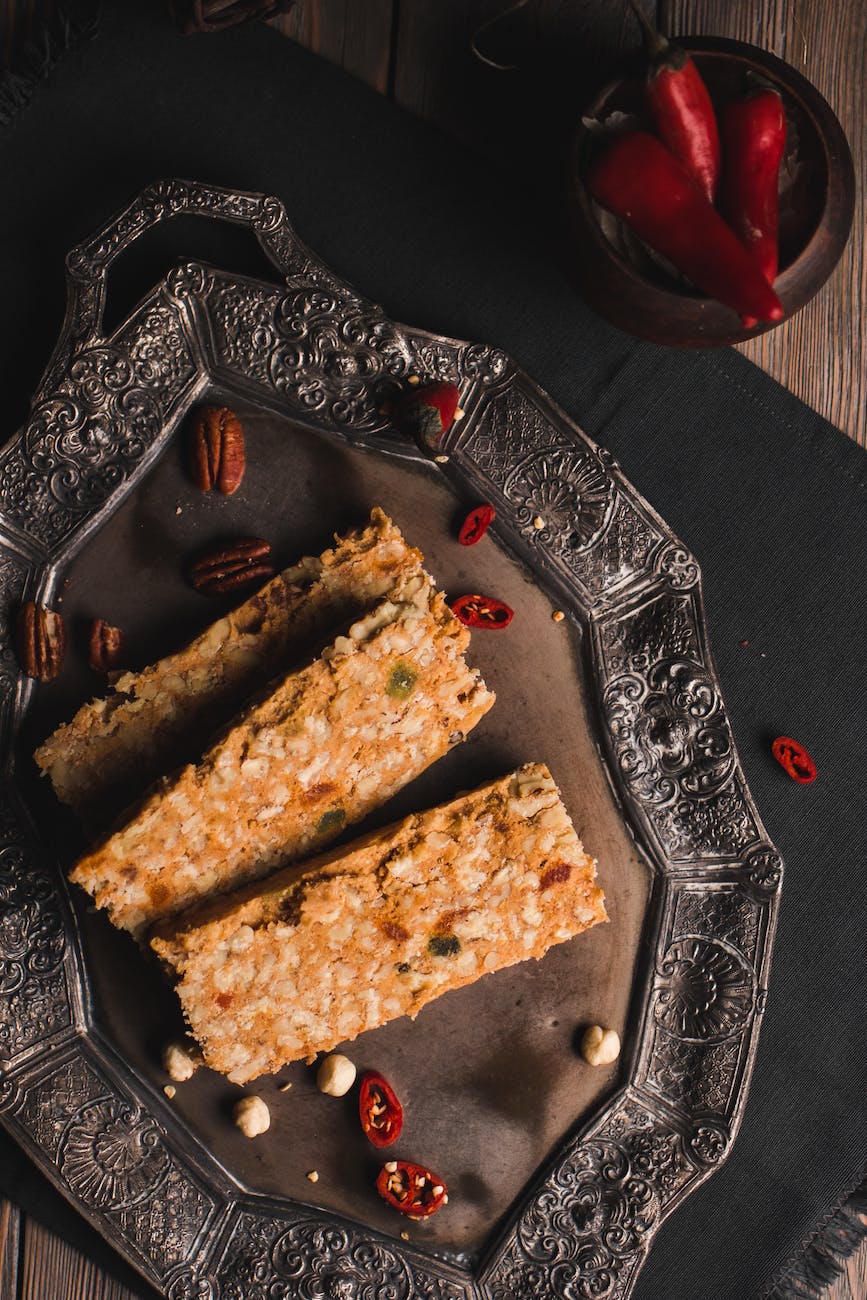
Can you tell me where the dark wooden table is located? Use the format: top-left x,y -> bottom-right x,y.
0,3 -> 864,1298
278,0 -> 867,449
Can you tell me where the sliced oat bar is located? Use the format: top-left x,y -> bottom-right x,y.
35,509 -> 424,825
70,579 -> 494,938
151,764 -> 607,1084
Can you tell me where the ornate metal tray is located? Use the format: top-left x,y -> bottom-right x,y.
0,180 -> 782,1299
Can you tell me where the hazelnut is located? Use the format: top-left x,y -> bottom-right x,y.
580,1025 -> 621,1067
161,1038 -> 203,1082
316,1053 -> 357,1097
233,1095 -> 270,1138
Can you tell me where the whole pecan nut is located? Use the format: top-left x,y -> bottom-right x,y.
89,619 -> 126,672
189,406 -> 246,495
15,601 -> 66,681
189,538 -> 275,596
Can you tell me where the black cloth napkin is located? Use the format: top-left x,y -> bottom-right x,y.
0,4 -> 865,1298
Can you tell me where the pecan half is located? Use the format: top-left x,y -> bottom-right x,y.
89,618 -> 126,672
189,538 -> 275,596
189,406 -> 246,495
15,601 -> 66,681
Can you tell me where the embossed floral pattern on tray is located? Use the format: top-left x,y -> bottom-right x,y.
653,937 -> 756,1043
0,181 -> 782,1300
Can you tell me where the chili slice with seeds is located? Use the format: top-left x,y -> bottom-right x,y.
376,1160 -> 448,1218
458,504 -> 495,546
771,736 -> 817,784
359,1072 -> 404,1148
450,593 -> 514,630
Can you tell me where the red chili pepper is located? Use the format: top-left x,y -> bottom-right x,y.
393,382 -> 460,446
376,1160 -> 448,1219
586,131 -> 784,326
450,593 -> 514,629
721,89 -> 787,327
629,5 -> 721,204
458,504 -> 495,546
359,1072 -> 404,1148
771,736 -> 817,784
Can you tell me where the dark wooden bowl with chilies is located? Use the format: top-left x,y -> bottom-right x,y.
569,37 -> 855,347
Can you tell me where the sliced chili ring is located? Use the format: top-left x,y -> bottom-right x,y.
376,1160 -> 448,1219
450,593 -> 514,630
771,736 -> 817,784
359,1071 -> 404,1148
458,504 -> 495,546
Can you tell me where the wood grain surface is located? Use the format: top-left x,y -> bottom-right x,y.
18,1218 -> 138,1300
0,3 -> 865,1299
662,0 -> 866,445
269,0 -> 395,93
0,0 -> 44,63
0,1201 -> 20,1299
829,1224 -> 867,1300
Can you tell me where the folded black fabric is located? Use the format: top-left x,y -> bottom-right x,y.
0,3 -> 864,1298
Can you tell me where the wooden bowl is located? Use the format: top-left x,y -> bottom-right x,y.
568,37 -> 855,347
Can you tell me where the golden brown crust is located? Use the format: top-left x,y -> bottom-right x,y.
152,764 -> 607,1084
71,578 -> 494,938
34,509 -> 424,825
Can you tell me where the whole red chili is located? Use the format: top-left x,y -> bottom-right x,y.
586,131 -> 784,326
771,736 -> 817,784
629,6 -> 721,204
376,1160 -> 448,1219
359,1072 -> 404,1148
458,504 -> 495,546
450,593 -> 514,629
721,89 -> 787,326
393,382 -> 460,446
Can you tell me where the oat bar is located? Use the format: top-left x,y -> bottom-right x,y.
35,509 -> 424,825
151,764 -> 606,1083
70,579 -> 494,938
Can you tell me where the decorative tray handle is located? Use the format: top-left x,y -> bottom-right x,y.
59,178 -> 333,354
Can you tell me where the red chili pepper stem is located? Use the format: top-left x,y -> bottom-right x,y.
393,382 -> 460,449
626,0 -> 671,61
626,0 -> 721,205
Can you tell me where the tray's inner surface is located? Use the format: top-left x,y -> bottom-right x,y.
20,393 -> 651,1258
